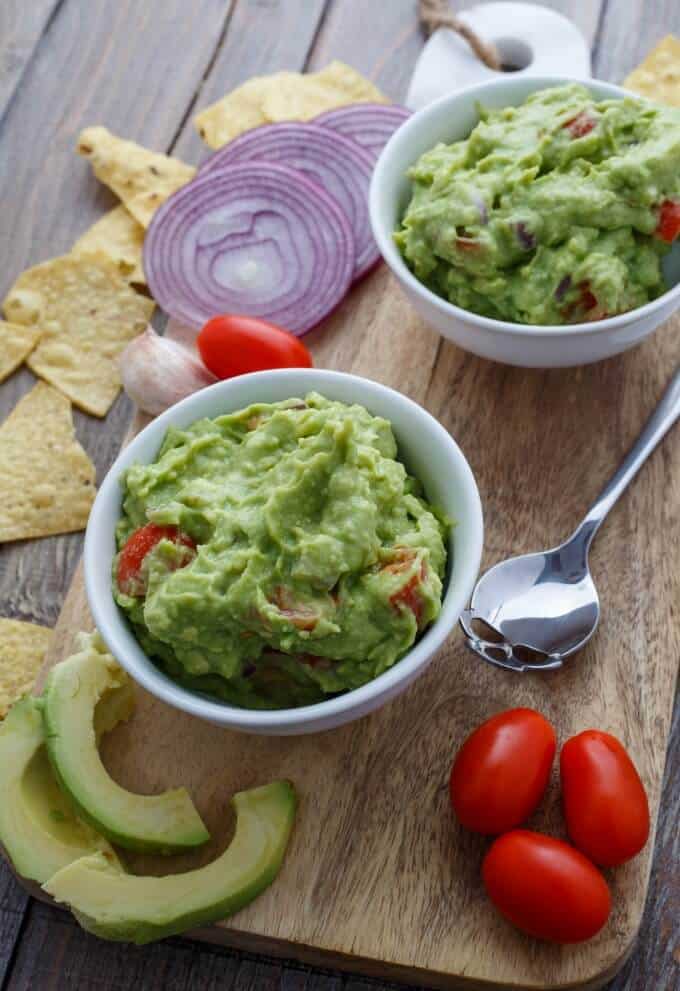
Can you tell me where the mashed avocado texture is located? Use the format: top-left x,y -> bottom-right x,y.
114,394 -> 447,709
395,84 -> 680,324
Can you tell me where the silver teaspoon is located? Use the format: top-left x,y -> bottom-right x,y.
460,366 -> 680,673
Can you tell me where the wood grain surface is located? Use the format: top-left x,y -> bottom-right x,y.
0,1 -> 678,990
0,0 -> 61,123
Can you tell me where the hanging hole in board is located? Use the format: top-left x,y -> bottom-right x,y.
494,37 -> 533,72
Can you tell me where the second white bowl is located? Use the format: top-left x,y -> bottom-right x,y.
370,75 -> 680,368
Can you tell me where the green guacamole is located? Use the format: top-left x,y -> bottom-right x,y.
114,394 -> 448,709
395,84 -> 680,324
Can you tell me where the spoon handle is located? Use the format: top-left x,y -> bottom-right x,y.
572,366 -> 680,549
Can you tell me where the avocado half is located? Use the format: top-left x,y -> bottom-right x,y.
44,780 -> 297,944
43,633 -> 209,854
0,696 -> 122,884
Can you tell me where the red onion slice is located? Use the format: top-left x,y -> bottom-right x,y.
314,103 -> 411,158
198,122 -> 379,281
144,162 -> 355,336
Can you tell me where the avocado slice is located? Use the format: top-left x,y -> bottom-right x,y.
44,780 -> 297,944
43,633 -> 209,854
0,696 -> 122,884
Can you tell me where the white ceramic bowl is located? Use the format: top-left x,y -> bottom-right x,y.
85,370 -> 483,735
370,75 -> 680,368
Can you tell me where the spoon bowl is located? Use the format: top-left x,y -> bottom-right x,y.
460,534 -> 601,672
461,367 -> 680,672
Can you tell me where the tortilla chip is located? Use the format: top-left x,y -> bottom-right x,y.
73,205 -> 146,285
624,35 -> 680,106
0,383 -> 96,543
0,321 -> 41,383
76,127 -> 196,228
0,618 -> 52,717
2,252 -> 154,417
195,60 -> 387,149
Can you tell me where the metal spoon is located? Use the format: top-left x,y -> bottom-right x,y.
460,367 -> 680,672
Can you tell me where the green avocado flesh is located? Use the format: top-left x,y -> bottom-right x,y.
395,83 -> 680,324
44,780 -> 297,944
0,696 -> 121,884
114,393 -> 448,710
43,633 -> 209,853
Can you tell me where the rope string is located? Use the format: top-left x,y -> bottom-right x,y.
418,0 -> 501,71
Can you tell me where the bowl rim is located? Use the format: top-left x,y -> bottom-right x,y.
370,74 -> 680,338
85,368 -> 484,730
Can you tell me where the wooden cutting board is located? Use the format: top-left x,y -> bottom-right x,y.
23,266 -> 680,990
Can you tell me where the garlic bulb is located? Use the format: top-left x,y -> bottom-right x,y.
119,326 -> 217,416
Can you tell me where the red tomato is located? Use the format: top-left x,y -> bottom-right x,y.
563,282 -> 610,320
197,315 -> 313,379
382,548 -> 427,628
381,547 -> 418,574
579,285 -> 598,312
560,730 -> 650,867
655,199 -> 680,243
563,111 -> 597,138
117,523 -> 196,597
456,237 -> 481,252
390,570 -> 426,627
449,708 -> 556,834
270,587 -> 319,631
483,831 -> 611,943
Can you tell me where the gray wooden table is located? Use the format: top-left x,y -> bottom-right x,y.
0,1 -> 678,988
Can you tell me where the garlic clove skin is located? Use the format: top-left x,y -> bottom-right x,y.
165,316 -> 200,355
119,326 -> 217,416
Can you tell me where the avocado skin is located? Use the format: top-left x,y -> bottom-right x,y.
44,781 -> 297,944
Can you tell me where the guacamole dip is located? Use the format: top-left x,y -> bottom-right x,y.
114,394 -> 448,709
395,84 -> 680,324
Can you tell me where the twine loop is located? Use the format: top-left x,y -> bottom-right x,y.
418,0 -> 502,71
